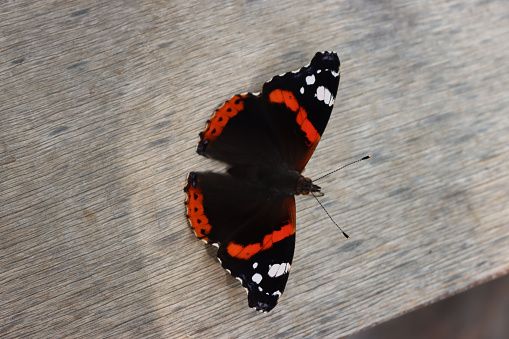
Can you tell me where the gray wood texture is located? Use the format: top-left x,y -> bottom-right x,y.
1,0 -> 508,337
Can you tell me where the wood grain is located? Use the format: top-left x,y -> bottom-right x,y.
1,0 -> 508,337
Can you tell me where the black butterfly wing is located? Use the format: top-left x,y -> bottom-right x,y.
262,51 -> 340,172
196,93 -> 281,167
185,172 -> 296,312
196,52 -> 340,173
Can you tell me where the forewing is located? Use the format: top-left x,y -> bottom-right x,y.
196,94 -> 281,167
262,51 -> 340,171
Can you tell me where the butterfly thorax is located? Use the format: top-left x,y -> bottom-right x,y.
227,164 -> 320,197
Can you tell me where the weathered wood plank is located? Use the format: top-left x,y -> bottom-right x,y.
1,0 -> 508,337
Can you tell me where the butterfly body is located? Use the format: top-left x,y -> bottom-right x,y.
227,164 -> 320,197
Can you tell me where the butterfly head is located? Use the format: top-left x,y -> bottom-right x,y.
297,176 -> 321,195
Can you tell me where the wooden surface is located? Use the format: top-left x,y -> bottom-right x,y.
1,1 -> 508,338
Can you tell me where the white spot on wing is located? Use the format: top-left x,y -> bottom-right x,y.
253,262 -> 258,269
276,263 -> 287,277
305,74 -> 315,85
323,88 -> 331,105
268,263 -> 290,278
272,290 -> 282,299
300,87 -> 304,94
316,86 -> 334,107
316,86 -> 325,100
268,264 -> 279,277
252,273 -> 263,284
331,69 -> 339,77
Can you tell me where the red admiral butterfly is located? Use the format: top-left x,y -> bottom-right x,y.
185,51 -> 340,312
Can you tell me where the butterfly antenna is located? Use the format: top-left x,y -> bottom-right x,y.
311,155 -> 371,239
314,155 -> 371,182
311,191 -> 350,239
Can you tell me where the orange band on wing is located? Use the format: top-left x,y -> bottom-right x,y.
226,201 -> 296,260
268,90 -> 320,145
184,175 -> 212,242
200,95 -> 246,142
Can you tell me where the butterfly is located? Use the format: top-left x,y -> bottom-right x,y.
185,51 -> 340,312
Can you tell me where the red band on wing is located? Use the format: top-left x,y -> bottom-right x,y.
185,176 -> 212,242
226,223 -> 294,260
226,200 -> 296,260
268,90 -> 320,146
200,95 -> 246,142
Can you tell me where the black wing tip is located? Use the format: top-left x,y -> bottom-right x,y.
313,51 -> 340,67
250,299 -> 278,313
